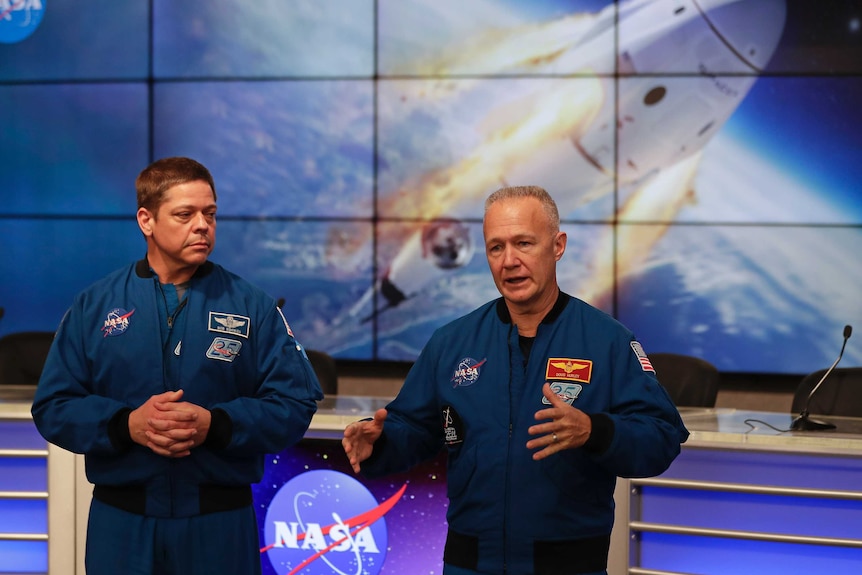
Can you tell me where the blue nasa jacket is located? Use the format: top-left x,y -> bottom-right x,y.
362,292 -> 689,575
32,259 -> 322,518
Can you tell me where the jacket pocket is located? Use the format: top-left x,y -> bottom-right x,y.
446,443 -> 477,500
537,451 -> 600,504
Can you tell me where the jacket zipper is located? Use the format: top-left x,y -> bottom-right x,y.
157,280 -> 187,518
503,323 -> 517,575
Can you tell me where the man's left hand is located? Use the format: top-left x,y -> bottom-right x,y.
145,390 -> 212,458
526,383 -> 592,460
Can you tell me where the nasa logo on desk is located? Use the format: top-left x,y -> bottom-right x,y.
262,469 -> 405,575
0,0 -> 45,44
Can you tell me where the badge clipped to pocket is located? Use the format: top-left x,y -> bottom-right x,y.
442,405 -> 465,445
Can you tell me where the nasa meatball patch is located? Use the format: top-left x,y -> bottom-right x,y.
450,357 -> 486,388
101,308 -> 135,337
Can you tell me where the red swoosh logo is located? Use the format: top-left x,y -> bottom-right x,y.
101,309 -> 135,337
0,0 -> 25,21
260,482 -> 408,575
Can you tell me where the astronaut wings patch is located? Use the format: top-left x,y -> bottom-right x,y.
209,312 -> 250,338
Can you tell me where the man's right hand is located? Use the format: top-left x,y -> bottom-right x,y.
128,390 -> 198,457
341,408 -> 387,473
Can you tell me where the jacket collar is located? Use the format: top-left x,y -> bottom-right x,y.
494,289 -> 569,326
135,258 -> 214,280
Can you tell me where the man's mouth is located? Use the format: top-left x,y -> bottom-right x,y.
505,276 -> 528,285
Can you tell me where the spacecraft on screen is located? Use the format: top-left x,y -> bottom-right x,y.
337,0 -> 787,321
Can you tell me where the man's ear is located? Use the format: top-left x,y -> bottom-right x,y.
554,231 -> 567,261
137,207 -> 154,236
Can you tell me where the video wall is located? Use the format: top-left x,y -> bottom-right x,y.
1,0 -> 861,374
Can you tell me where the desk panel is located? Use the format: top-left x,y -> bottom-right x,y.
628,408 -> 862,574
0,541 -> 47,574
637,533 -> 862,574
0,405 -> 48,575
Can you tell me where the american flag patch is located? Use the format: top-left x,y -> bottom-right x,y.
276,306 -> 294,337
630,341 -> 655,372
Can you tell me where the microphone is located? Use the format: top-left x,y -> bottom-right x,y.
276,297 -> 285,309
791,325 -> 852,431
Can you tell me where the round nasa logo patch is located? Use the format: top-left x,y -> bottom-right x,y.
451,357 -> 486,388
101,308 -> 134,337
263,469 -> 396,575
0,0 -> 45,44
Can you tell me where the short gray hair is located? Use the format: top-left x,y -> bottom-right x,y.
484,185 -> 560,232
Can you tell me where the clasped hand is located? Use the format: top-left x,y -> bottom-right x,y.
128,389 -> 211,458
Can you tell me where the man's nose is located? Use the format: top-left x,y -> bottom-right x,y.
501,245 -> 520,267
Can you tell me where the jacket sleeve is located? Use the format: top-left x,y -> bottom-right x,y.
360,334 -> 445,477
207,305 -> 323,456
588,336 -> 690,478
31,305 -> 133,456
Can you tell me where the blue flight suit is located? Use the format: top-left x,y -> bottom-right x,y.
362,292 -> 689,575
32,259 -> 323,574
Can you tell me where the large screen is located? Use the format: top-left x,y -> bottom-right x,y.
1,0 -> 860,375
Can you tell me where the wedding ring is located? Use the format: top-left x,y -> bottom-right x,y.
552,433 -> 558,443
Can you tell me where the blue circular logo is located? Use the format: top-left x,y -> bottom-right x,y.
263,469 -> 393,575
451,357 -> 485,387
0,0 -> 45,44
101,308 -> 134,337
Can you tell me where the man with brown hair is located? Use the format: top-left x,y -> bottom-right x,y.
32,157 -> 323,574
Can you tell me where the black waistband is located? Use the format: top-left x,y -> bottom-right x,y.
444,529 -> 610,575
92,484 -> 252,516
